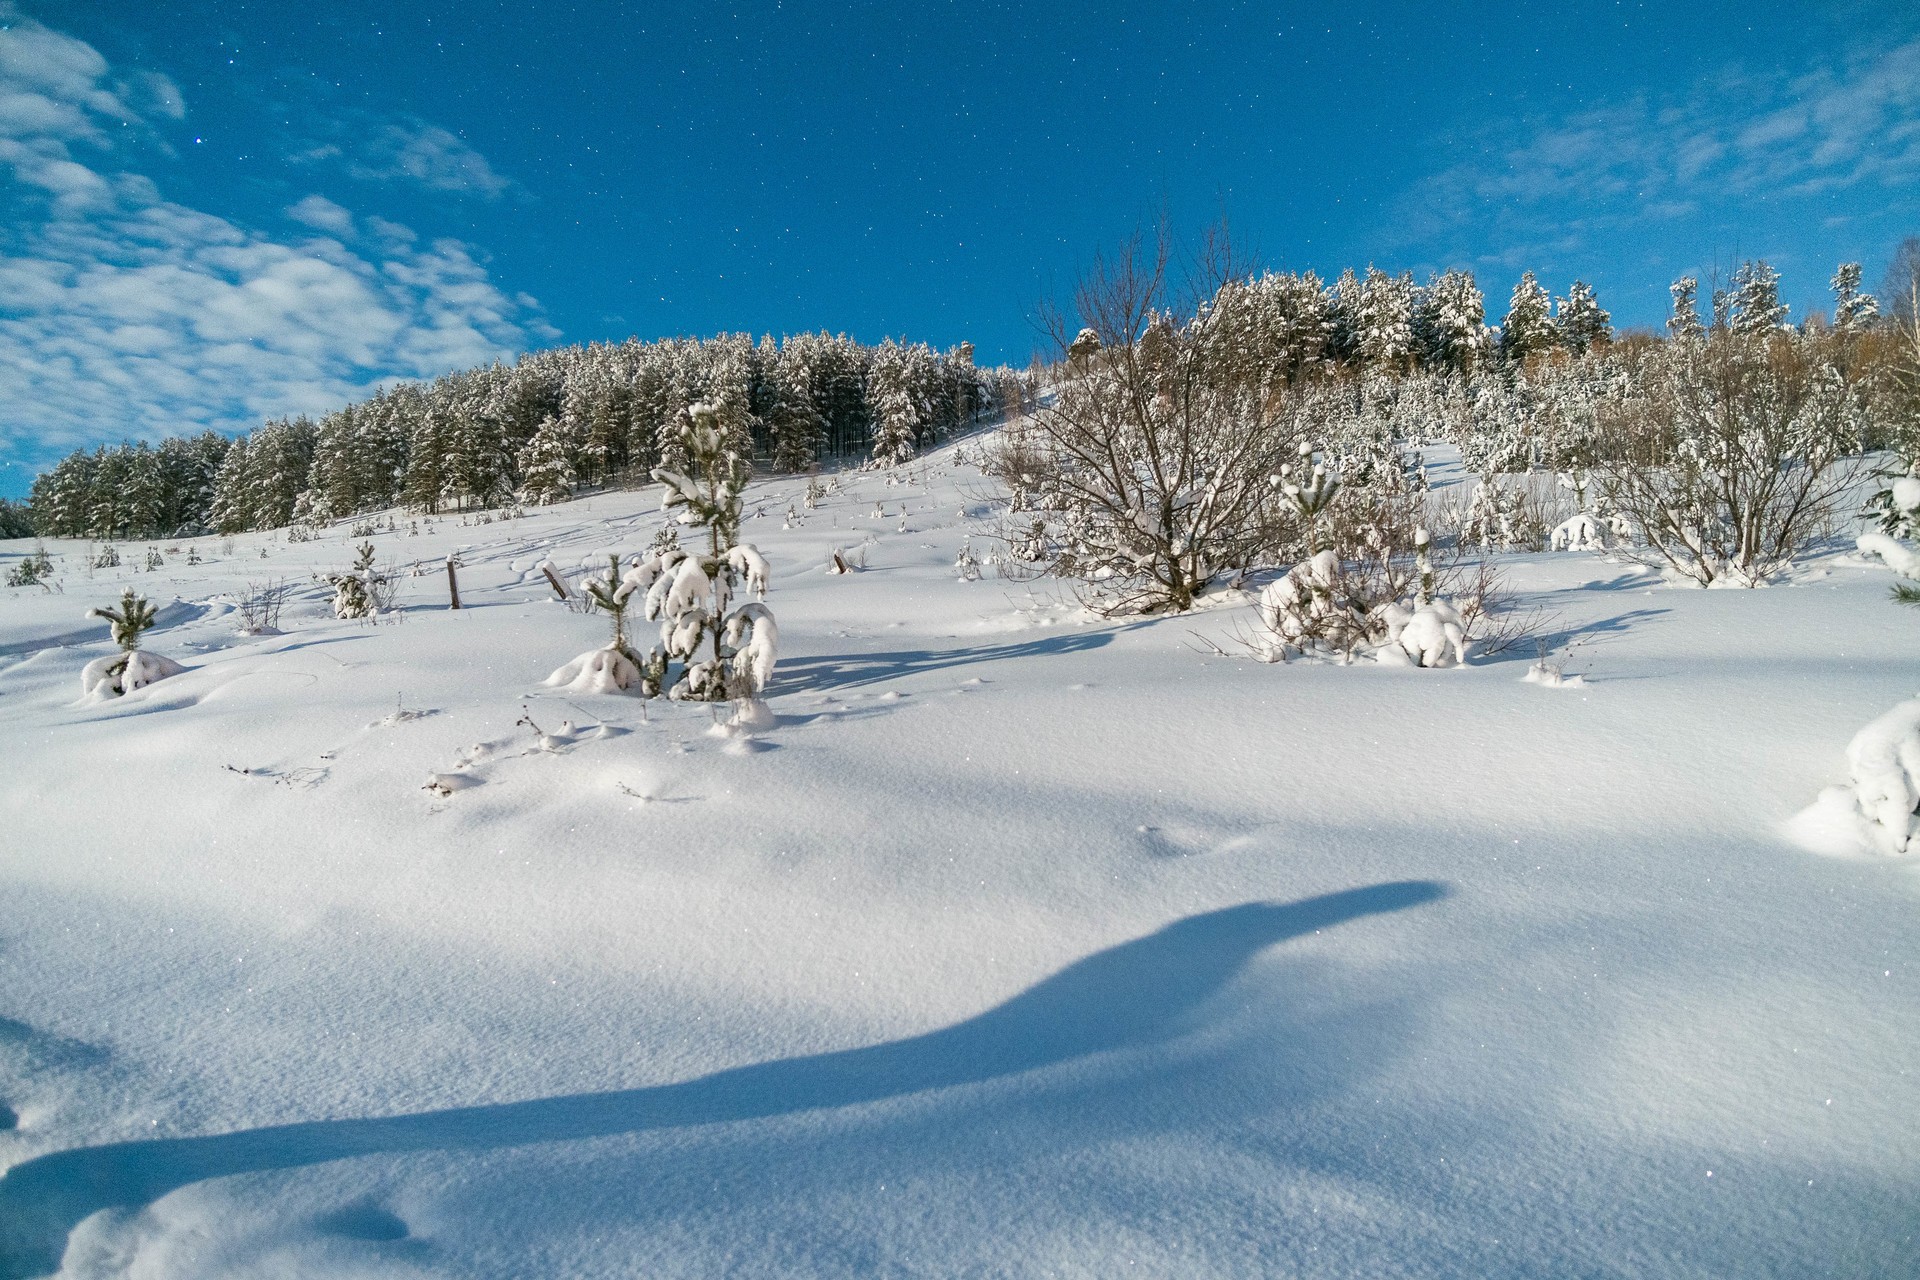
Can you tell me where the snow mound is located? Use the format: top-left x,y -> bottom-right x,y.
543,646 -> 643,695
1550,512 -> 1607,552
729,696 -> 777,733
79,650 -> 185,700
1523,664 -> 1585,689
1788,696 -> 1920,857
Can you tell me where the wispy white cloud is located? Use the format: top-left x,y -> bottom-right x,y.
1392,37 -> 1920,274
296,116 -> 516,199
285,193 -> 355,236
0,12 -> 553,479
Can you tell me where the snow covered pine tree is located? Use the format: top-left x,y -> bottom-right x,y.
643,402 -> 777,701
544,402 -> 777,702
81,588 -> 184,698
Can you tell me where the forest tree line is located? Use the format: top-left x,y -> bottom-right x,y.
16,248 -> 1914,543
26,332 -> 1014,540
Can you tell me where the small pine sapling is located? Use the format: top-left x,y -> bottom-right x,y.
1274,443 -> 1341,554
543,555 -> 655,694
1858,462 -> 1920,606
326,542 -> 391,620
955,537 -> 982,581
1866,474 -> 1920,541
81,587 -> 184,698
6,545 -> 53,589
583,556 -> 644,662
1857,531 -> 1920,607
92,587 -> 155,650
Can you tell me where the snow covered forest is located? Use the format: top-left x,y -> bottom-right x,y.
24,332 -> 1016,541
21,250 -> 1911,559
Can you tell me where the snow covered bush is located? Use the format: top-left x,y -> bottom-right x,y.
1548,470 -> 1615,551
1252,479 -> 1534,667
81,588 -> 183,698
1592,330 -> 1858,585
1792,697 -> 1920,856
1256,525 -> 1467,668
1378,597 -> 1468,668
234,578 -> 290,633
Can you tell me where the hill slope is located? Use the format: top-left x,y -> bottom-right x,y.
1,443 -> 1917,1278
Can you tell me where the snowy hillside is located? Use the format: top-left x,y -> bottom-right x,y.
2,441 -> 1918,1278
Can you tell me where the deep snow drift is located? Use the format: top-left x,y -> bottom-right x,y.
1,442 -> 1917,1278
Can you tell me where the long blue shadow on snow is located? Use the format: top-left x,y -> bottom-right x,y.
0,881 -> 1443,1278
770,626 -> 1140,693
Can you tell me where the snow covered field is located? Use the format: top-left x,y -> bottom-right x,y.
1,442 -> 1917,1278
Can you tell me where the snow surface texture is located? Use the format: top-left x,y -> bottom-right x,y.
2,441 -> 1919,1278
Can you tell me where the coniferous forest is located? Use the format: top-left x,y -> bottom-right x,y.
22,251 -> 1914,565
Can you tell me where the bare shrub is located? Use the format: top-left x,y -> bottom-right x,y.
1593,331 -> 1859,585
235,578 -> 291,633
993,225 -> 1299,614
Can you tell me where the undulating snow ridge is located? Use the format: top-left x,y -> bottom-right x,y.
2,440 -> 1917,1279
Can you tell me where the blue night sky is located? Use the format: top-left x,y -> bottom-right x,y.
1,0 -> 1917,495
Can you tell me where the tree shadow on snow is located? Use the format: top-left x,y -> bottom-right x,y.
1537,607 -> 1669,654
0,881 -> 1445,1278
770,627 -> 1139,694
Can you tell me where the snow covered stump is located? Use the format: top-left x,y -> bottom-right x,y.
80,588 -> 184,699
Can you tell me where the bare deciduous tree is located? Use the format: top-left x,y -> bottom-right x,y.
991,226 -> 1300,613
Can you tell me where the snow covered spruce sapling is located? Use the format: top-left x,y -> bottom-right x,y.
81,587 -> 184,698
325,542 -> 393,620
1858,532 -> 1920,609
642,402 -> 777,701
6,544 -> 53,589
544,402 -> 777,702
